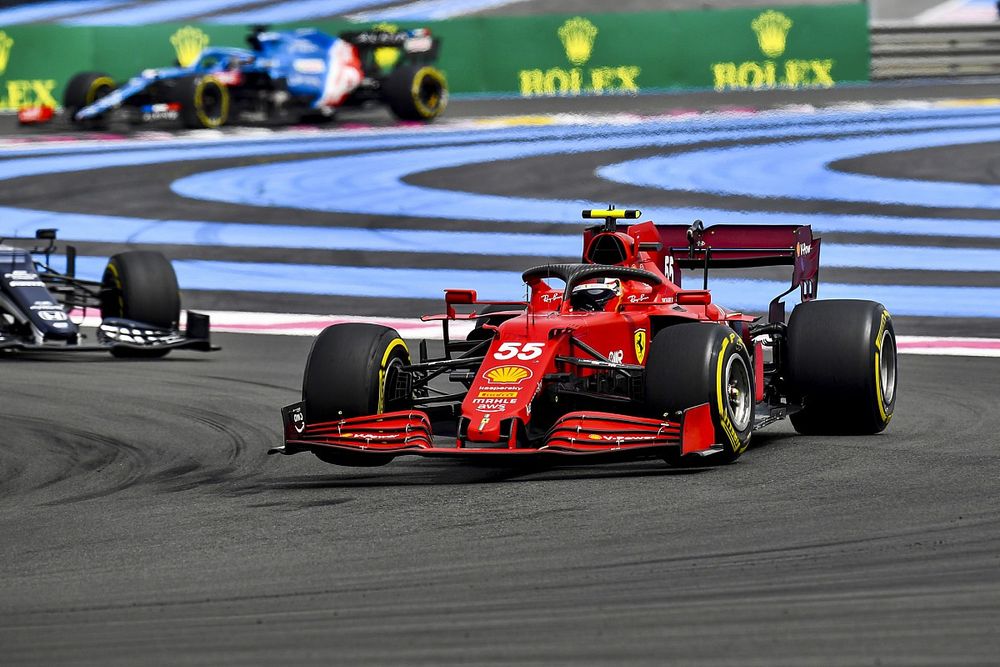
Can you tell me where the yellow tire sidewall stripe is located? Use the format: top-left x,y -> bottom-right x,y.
377,337 -> 409,413
716,333 -> 746,454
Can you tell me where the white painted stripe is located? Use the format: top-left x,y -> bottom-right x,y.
68,309 -> 1000,356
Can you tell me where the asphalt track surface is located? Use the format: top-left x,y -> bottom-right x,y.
2,84 -> 1000,664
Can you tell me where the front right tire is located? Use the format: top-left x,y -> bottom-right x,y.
63,71 -> 116,128
302,323 -> 410,466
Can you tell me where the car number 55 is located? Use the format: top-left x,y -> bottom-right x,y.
494,342 -> 544,360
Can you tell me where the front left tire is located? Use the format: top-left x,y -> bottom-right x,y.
645,323 -> 754,462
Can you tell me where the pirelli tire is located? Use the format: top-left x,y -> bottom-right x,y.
63,71 -> 116,128
382,65 -> 447,121
174,75 -> 230,129
645,323 -> 754,462
99,251 -> 182,359
788,299 -> 897,435
302,323 -> 410,466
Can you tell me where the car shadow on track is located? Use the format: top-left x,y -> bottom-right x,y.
242,460 -> 714,494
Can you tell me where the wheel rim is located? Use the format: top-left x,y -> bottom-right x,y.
201,83 -> 222,119
724,354 -> 753,432
380,356 -> 405,412
879,329 -> 896,406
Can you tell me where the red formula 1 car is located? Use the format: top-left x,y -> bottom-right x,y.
271,210 -> 897,467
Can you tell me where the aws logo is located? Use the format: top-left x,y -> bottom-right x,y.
519,16 -> 641,97
712,10 -> 835,91
170,25 -> 209,67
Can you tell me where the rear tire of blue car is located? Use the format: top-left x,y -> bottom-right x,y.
787,299 -> 897,435
302,323 -> 411,466
175,75 -> 230,129
383,65 -> 447,121
645,323 -> 754,463
100,251 -> 181,358
64,72 -> 116,129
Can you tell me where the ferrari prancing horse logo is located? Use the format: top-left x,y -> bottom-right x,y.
634,329 -> 647,364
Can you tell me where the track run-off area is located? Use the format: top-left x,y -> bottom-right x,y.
1,86 -> 999,665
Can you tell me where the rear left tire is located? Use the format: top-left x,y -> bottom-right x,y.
787,299 -> 896,435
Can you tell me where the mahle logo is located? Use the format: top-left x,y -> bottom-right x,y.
171,25 -> 209,68
0,31 -> 13,75
712,10 -> 834,91
558,16 -> 597,66
519,16 -> 640,97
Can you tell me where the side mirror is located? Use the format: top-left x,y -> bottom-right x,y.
35,229 -> 57,240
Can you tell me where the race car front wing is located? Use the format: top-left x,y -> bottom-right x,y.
0,312 -> 215,354
270,402 -> 723,462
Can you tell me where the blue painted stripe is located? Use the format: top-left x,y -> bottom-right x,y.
597,127 -> 1000,209
5,207 -> 997,270
63,256 -> 1000,318
65,0 -> 266,25
209,0 -> 390,24
0,0 -> 129,24
0,207 -> 577,256
167,141 -> 1000,238
350,0 -> 531,21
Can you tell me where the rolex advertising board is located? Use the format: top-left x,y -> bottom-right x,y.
0,3 -> 867,111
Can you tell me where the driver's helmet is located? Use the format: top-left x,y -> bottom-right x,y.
570,279 -> 621,312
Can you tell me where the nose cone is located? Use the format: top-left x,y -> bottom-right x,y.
463,364 -> 537,443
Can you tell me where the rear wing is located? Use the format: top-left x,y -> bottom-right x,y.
651,221 -> 819,322
583,217 -> 820,323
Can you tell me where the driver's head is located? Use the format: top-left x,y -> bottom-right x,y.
570,279 -> 620,312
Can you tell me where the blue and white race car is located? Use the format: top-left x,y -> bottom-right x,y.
60,26 -> 447,129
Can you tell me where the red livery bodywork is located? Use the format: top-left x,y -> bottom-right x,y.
274,210 -> 825,466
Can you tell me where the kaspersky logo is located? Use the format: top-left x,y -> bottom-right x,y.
171,25 -> 209,68
519,16 -> 640,97
0,31 -> 13,75
712,10 -> 834,91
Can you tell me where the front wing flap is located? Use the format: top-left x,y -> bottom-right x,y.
271,403 -> 722,462
0,311 -> 215,354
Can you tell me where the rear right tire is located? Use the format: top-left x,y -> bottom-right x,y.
382,65 -> 447,121
173,75 -> 230,129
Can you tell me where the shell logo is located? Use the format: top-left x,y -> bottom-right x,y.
484,365 -> 532,384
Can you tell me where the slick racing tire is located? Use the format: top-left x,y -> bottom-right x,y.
63,71 -> 116,129
174,75 -> 230,129
100,251 -> 181,359
382,65 -> 447,121
645,323 -> 754,463
787,299 -> 897,435
302,324 -> 410,466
